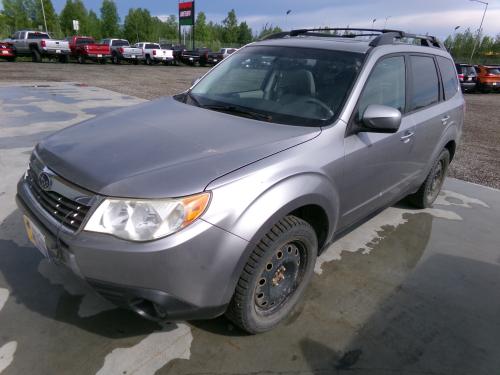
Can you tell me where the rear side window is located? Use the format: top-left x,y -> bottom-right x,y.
437,57 -> 458,100
488,68 -> 500,75
356,56 -> 406,120
409,56 -> 439,111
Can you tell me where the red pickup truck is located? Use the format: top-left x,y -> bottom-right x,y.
0,42 -> 16,61
67,36 -> 111,64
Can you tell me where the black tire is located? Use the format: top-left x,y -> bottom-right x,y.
31,48 -> 42,63
226,215 -> 318,334
145,55 -> 152,65
77,54 -> 85,64
408,149 -> 450,209
58,55 -> 68,63
99,59 -> 106,64
111,53 -> 120,65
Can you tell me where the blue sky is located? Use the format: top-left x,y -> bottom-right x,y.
46,0 -> 500,39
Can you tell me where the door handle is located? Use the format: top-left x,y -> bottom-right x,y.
441,115 -> 450,124
400,131 -> 415,143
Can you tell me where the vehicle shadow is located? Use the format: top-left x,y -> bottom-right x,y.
0,209 -> 161,339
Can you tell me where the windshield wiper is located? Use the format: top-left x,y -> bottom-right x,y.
203,104 -> 272,122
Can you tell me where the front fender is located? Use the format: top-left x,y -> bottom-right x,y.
203,172 -> 339,304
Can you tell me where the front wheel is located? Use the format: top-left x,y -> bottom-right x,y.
407,149 -> 450,208
226,215 -> 317,334
77,55 -> 85,64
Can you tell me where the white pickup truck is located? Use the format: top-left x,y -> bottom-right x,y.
102,39 -> 143,65
134,42 -> 174,65
5,30 -> 70,62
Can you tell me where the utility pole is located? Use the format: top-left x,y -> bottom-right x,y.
469,0 -> 488,64
371,18 -> 377,28
384,16 -> 391,29
451,25 -> 460,53
40,0 -> 48,33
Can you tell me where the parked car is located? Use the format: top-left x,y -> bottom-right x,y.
0,42 -> 16,61
17,28 -> 463,334
102,39 -> 143,64
180,48 -> 222,66
160,43 -> 185,64
5,30 -> 70,62
476,65 -> 500,92
455,63 -> 477,92
67,36 -> 111,64
134,42 -> 174,65
219,47 -> 238,59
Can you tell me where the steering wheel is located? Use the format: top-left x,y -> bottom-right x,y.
305,98 -> 334,117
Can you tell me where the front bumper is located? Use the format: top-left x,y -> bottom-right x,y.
17,177 -> 249,320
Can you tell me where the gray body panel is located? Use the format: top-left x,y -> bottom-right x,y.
16,35 -> 464,318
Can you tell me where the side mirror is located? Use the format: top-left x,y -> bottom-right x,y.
361,104 -> 402,133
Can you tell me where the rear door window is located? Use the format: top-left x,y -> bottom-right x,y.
488,68 -> 500,75
409,55 -> 439,111
437,57 -> 459,100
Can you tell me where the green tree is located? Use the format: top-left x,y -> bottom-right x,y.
257,24 -> 282,40
59,0 -> 88,36
222,9 -> 238,43
123,8 -> 153,43
1,0 -> 31,32
100,0 -> 120,37
195,11 -> 209,43
237,21 -> 252,45
87,10 -> 101,39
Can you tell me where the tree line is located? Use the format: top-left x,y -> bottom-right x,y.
0,0 -> 283,49
444,29 -> 500,64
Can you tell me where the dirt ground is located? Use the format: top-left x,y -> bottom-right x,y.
0,60 -> 499,189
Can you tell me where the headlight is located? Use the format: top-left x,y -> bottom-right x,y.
84,192 -> 210,241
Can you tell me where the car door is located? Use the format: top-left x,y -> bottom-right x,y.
340,55 -> 419,228
404,55 -> 454,182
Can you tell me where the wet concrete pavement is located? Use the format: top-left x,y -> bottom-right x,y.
1,83 -> 499,375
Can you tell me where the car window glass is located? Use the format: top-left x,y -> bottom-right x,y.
437,57 -> 458,100
409,55 -> 439,111
488,68 -> 500,74
356,56 -> 406,121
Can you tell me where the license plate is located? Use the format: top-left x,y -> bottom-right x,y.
467,77 -> 472,81
213,59 -> 218,62
131,55 -> 136,58
97,54 -> 102,57
56,49 -> 61,54
23,216 -> 48,258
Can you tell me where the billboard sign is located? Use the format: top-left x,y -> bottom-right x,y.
179,1 -> 195,26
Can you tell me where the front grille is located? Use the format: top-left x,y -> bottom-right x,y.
26,167 -> 91,232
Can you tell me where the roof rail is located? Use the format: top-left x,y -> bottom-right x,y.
262,28 -> 447,51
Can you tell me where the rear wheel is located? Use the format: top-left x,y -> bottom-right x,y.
407,149 -> 450,208
111,53 -> 120,64
145,55 -> 152,65
77,54 -> 85,64
226,215 -> 317,334
31,48 -> 42,63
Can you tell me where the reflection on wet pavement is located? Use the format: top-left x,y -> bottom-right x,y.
1,83 -> 499,375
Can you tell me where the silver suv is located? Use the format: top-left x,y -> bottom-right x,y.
17,29 -> 463,334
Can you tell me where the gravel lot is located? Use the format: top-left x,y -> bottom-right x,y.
1,60 -> 499,189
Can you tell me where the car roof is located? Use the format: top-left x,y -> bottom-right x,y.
253,35 -> 451,57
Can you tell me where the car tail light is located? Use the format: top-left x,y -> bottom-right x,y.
457,74 -> 464,81
41,40 -> 46,48
119,47 -> 124,54
153,50 -> 156,56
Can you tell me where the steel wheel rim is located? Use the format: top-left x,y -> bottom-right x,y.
254,240 -> 307,315
427,160 -> 444,202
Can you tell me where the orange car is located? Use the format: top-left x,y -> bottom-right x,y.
476,65 -> 500,92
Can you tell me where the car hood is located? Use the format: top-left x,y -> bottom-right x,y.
37,96 -> 321,198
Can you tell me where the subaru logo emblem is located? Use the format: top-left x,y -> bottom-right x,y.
38,172 -> 52,191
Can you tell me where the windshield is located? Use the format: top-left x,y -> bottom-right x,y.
189,45 -> 363,126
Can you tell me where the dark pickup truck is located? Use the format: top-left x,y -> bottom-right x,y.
180,47 -> 222,66
67,36 -> 111,64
